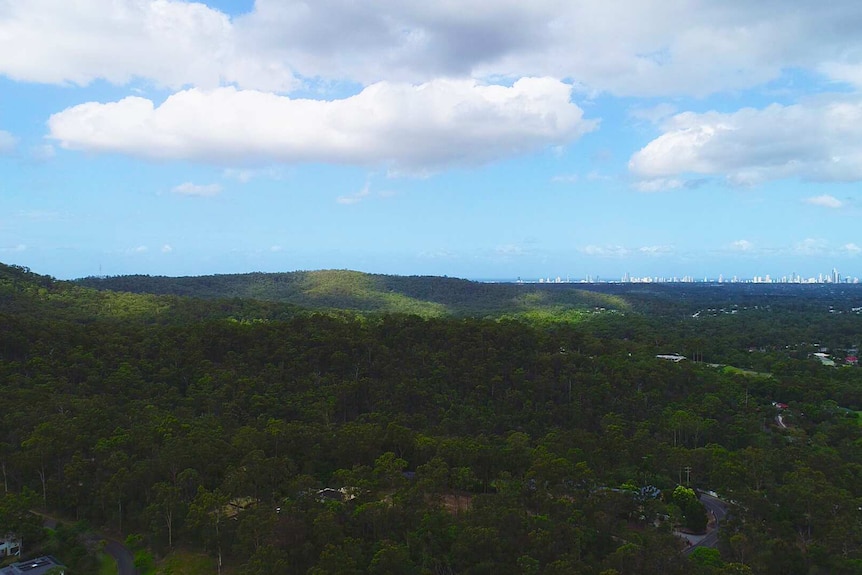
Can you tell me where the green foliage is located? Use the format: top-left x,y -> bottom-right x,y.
156,550 -> 218,575
134,550 -> 156,575
672,486 -> 708,533
98,552 -> 118,575
74,268 -> 628,319
689,547 -> 723,568
3,261 -> 862,573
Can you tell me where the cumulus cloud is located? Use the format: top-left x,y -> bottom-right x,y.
0,0 -> 294,91
805,194 -> 843,208
0,130 -> 17,153
5,1 -> 862,97
161,244 -> 173,253
48,79 -> 595,171
844,243 -> 862,254
629,100 -> 862,184
172,182 -> 222,197
208,1 -> 862,96
730,239 -> 754,251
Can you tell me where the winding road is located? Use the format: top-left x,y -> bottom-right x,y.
102,537 -> 138,575
684,493 -> 729,554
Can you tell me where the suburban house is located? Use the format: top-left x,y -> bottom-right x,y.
0,556 -> 65,575
656,354 -> 686,363
0,536 -> 20,558
316,487 -> 358,503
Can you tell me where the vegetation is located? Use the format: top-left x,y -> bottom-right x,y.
3,262 -> 862,573
74,269 -> 628,318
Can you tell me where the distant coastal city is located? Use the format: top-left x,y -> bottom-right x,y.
519,268 -> 860,284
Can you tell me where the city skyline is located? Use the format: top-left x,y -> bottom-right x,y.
2,1 -> 862,280
513,267 -> 861,285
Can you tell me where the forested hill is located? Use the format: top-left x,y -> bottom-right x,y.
0,262 -> 301,323
5,259 -> 862,573
75,269 -> 629,318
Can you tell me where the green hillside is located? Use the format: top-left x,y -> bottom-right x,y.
5,260 -> 862,573
0,262 -> 300,323
74,269 -> 629,319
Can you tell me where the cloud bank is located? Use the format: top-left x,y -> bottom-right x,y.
6,0 -> 862,97
48,78 -> 595,171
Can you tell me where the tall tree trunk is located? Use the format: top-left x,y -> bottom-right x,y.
38,466 -> 47,508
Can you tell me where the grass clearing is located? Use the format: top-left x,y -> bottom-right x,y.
720,365 -> 773,378
157,549 -> 221,575
98,553 -> 117,575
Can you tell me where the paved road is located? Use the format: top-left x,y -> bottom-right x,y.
103,538 -> 138,575
685,493 -> 729,554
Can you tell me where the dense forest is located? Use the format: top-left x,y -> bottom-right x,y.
75,270 -> 629,320
3,262 -> 862,574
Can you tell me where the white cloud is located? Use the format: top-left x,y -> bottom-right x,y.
0,130 -> 17,153
629,103 -> 677,124
844,243 -> 862,255
0,244 -> 26,252
232,0 -> 862,97
580,243 -> 672,257
794,238 -> 827,256
0,0 -> 294,91
5,1 -> 862,97
638,245 -> 673,256
129,245 -> 148,254
161,244 -> 173,253
580,245 -> 630,257
269,245 -> 283,252
48,79 -> 595,171
730,239 -> 754,251
629,100 -> 862,184
804,194 -> 843,208
222,167 -> 284,183
633,178 -> 685,192
337,183 -> 372,205
172,182 -> 222,197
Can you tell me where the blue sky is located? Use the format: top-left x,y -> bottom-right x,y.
2,1 -> 862,281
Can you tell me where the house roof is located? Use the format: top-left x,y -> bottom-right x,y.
0,556 -> 65,575
656,354 -> 686,362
